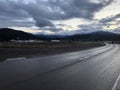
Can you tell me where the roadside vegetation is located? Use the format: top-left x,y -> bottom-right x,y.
0,41 -> 104,62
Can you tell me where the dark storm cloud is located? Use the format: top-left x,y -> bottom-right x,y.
34,18 -> 54,27
57,24 -> 67,27
0,0 -> 114,32
0,0 -> 29,19
100,14 -> 120,23
0,0 -> 33,27
40,0 -> 114,20
61,0 -> 113,19
98,14 -> 120,30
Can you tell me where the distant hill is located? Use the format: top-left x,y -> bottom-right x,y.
36,34 -> 67,40
32,31 -> 120,41
0,28 -> 37,41
1,28 -> 120,42
66,31 -> 120,41
0,28 -> 66,41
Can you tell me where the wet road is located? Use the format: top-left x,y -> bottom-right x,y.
0,44 -> 120,90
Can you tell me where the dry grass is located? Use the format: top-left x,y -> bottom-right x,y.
0,41 -> 104,62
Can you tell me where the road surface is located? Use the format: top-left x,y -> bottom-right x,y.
0,44 -> 120,90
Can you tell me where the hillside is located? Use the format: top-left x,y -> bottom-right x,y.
67,31 -> 120,41
0,28 -> 37,41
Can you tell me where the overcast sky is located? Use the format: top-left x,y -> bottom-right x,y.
0,0 -> 120,35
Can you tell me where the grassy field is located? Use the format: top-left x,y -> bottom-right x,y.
0,41 -> 104,62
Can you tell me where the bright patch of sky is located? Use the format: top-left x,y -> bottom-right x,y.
95,0 -> 120,19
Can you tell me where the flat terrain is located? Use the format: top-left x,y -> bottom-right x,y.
0,42 -> 104,61
1,44 -> 120,90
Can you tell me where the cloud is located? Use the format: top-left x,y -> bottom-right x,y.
0,0 -> 29,19
0,0 -> 114,33
79,24 -> 103,32
34,18 -> 54,27
41,0 -> 114,20
97,13 -> 120,30
40,26 -> 63,32
100,14 -> 120,23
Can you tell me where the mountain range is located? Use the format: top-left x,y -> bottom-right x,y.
0,28 -> 120,42
67,31 -> 120,41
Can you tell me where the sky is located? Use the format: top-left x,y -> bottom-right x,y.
0,0 -> 120,35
